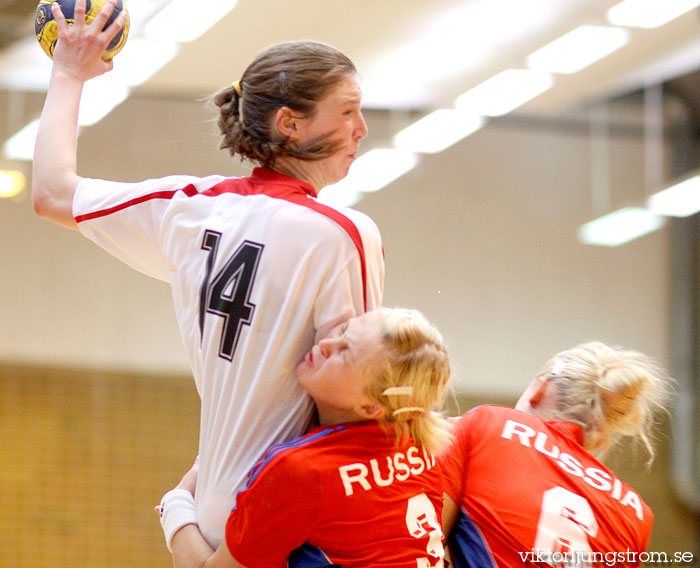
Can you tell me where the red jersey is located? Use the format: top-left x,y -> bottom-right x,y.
441,405 -> 653,567
225,421 -> 445,568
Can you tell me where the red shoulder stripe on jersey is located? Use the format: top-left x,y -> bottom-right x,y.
74,185 -> 200,223
187,174 -> 370,311
75,171 -> 369,311
280,193 -> 369,311
204,171 -> 369,310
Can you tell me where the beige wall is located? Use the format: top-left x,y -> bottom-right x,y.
0,91 -> 672,398
0,88 -> 696,561
363,113 -> 671,397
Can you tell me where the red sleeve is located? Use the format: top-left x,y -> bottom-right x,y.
440,409 -> 479,502
225,453 -> 321,568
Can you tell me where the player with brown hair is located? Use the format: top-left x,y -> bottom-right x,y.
32,0 -> 383,547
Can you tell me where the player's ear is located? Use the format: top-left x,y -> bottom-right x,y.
528,376 -> 548,407
357,402 -> 384,420
275,107 -> 302,141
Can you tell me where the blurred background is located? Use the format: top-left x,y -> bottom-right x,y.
0,0 -> 699,565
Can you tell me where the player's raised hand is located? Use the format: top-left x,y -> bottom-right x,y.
51,0 -> 128,81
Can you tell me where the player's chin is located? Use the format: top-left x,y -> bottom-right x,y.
296,361 -> 309,380
328,163 -> 352,187
296,361 -> 314,384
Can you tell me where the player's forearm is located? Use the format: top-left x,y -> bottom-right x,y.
32,68 -> 85,229
171,524 -> 217,568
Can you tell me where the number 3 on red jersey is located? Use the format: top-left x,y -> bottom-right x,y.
406,493 -> 445,567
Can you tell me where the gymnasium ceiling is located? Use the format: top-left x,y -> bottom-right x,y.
0,0 -> 699,118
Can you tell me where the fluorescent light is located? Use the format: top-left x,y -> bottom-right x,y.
3,120 -> 40,161
527,25 -> 629,74
79,76 -> 130,126
455,69 -> 553,117
608,0 -> 700,29
0,170 -> 26,198
647,174 -> 700,217
359,0 -> 557,109
144,0 -> 238,42
111,38 -> 179,86
393,110 -> 485,153
317,185 -> 361,208
578,207 -> 665,246
3,81 -> 128,161
325,149 -> 418,195
369,43 -> 476,91
0,37 -> 52,92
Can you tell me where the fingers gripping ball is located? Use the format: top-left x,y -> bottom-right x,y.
35,0 -> 130,61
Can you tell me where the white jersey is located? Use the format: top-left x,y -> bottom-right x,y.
73,167 -> 384,546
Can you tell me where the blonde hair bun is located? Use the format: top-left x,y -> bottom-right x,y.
540,342 -> 673,461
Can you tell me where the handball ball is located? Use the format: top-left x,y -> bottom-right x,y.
35,0 -> 130,61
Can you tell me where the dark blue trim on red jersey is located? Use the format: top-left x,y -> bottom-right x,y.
288,543 -> 340,568
448,508 -> 497,568
244,424 -> 348,489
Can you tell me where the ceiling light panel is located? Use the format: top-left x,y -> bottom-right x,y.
111,38 -> 179,86
647,174 -> 700,217
527,25 -> 629,74
317,185 -> 362,209
455,69 -> 553,116
78,77 -> 131,126
359,0 -> 561,109
393,110 -> 485,154
324,149 -> 418,196
577,207 -> 665,246
144,0 -> 238,43
607,0 -> 700,29
3,120 -> 40,161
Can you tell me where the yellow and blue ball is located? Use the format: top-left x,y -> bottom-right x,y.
35,0 -> 130,61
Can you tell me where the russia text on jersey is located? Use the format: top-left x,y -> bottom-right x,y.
338,446 -> 437,497
501,419 -> 645,520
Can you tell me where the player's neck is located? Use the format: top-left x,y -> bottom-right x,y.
272,159 -> 325,196
316,403 -> 366,426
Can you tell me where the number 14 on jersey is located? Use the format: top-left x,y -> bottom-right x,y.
199,230 -> 264,361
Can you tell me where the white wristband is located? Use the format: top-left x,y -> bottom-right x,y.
159,489 -> 197,552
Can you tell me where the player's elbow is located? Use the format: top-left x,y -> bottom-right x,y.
32,177 -> 79,229
32,181 -> 50,217
32,180 -> 57,219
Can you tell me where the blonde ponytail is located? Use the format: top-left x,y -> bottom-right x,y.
365,308 -> 453,456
